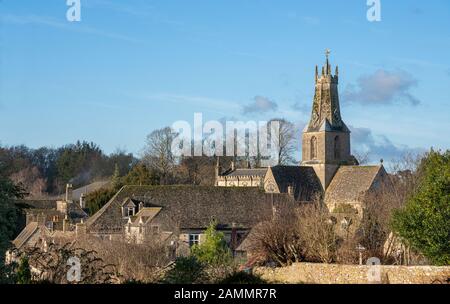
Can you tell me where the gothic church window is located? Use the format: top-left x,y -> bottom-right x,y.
310,136 -> 317,159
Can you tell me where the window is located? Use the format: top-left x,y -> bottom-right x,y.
189,234 -> 200,247
310,136 -> 317,159
127,207 -> 135,217
334,136 -> 340,159
151,225 -> 159,234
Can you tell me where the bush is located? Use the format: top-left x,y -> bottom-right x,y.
162,256 -> 207,284
218,271 -> 267,284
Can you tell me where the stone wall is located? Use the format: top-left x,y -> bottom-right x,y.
254,263 -> 450,284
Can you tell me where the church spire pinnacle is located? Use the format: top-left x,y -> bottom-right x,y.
306,51 -> 346,133
325,49 -> 331,75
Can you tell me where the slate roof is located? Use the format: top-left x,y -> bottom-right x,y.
269,166 -> 323,201
325,165 -> 384,203
86,185 -> 295,233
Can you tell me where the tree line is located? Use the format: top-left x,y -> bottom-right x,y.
0,141 -> 136,197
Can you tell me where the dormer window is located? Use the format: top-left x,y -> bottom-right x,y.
127,207 -> 135,217
121,198 -> 137,217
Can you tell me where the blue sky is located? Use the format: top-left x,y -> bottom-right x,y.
1,0 -> 449,163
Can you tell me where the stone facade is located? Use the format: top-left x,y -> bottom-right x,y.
301,53 -> 357,190
255,263 -> 450,284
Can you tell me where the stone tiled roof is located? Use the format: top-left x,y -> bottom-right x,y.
269,166 -> 323,201
86,185 -> 295,233
19,200 -> 87,221
72,180 -> 111,201
129,207 -> 162,225
325,165 -> 384,203
13,222 -> 39,249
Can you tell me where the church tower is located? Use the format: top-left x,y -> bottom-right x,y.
301,50 -> 357,190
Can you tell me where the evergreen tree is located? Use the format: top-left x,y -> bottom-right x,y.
122,164 -> 160,186
191,221 -> 233,266
16,257 -> 32,284
111,163 -> 122,189
0,175 -> 23,266
392,149 -> 450,265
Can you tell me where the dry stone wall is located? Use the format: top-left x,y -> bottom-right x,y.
254,263 -> 450,284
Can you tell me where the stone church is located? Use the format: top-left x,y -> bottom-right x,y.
216,52 -> 388,211
12,53 -> 390,259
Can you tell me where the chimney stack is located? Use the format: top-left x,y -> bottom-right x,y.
62,215 -> 69,232
80,193 -> 85,209
37,213 -> 46,226
287,185 -> 294,197
65,184 -> 73,202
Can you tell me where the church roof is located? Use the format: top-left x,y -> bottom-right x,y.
223,168 -> 267,177
325,165 -> 384,203
268,166 -> 323,201
86,185 -> 295,233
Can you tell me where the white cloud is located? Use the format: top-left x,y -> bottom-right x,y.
242,96 -> 278,114
343,69 -> 420,106
350,125 -> 425,163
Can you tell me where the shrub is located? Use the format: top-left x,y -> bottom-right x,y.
16,256 -> 32,284
218,271 -> 267,284
162,256 -> 207,284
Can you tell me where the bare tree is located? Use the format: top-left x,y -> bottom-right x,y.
142,127 -> 178,184
296,200 -> 340,263
353,150 -> 371,165
268,119 -> 297,165
18,243 -> 118,284
77,238 -> 172,283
